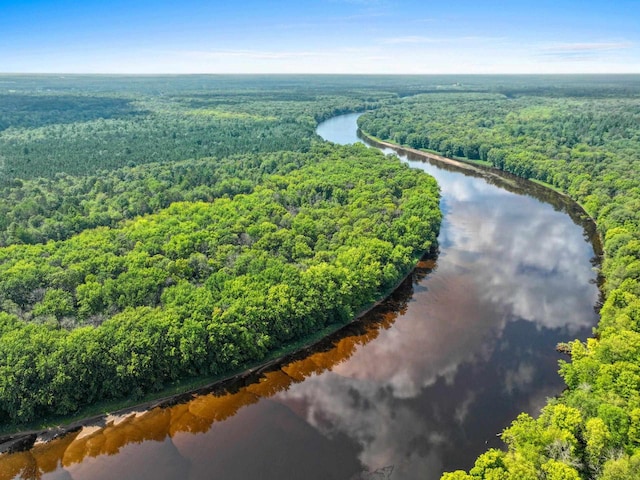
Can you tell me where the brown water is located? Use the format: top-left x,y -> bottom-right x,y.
0,113 -> 600,480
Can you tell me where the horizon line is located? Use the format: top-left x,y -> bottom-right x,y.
1,71 -> 640,76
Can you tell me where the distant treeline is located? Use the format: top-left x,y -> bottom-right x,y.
3,74 -> 637,180
0,92 -> 369,179
358,89 -> 640,480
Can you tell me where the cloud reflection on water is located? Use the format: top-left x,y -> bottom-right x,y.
274,164 -> 598,479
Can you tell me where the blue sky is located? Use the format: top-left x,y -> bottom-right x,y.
1,0 -> 638,73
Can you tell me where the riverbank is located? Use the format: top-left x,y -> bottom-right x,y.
357,128 -> 604,263
360,130 -> 494,176
355,95 -> 640,478
0,242 -> 438,455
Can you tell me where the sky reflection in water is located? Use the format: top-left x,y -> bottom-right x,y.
275,149 -> 598,479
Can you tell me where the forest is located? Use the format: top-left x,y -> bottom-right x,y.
0,88 -> 372,179
357,86 -> 640,479
0,76 -> 444,426
0,143 -> 441,423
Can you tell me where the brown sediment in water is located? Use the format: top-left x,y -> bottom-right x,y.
0,258 -> 432,478
0,234 -> 434,452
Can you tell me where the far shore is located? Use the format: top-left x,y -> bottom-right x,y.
357,128 -> 603,263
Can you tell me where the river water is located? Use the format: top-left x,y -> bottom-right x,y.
1,113 -> 600,480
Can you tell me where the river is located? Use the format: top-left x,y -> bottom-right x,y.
1,113 -> 600,480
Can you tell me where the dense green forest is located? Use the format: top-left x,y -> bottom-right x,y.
0,90 -> 369,179
0,151 -> 323,246
2,74 -> 635,180
0,76 -> 407,246
0,76 -> 447,425
358,87 -> 640,479
0,144 -> 440,423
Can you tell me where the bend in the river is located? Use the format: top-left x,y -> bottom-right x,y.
0,112 -> 601,480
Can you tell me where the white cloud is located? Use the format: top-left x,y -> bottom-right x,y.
541,41 -> 633,53
536,41 -> 634,61
180,49 -> 331,60
381,35 -> 505,45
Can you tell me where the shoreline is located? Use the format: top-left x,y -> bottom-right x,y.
0,244 -> 438,455
357,128 -> 604,263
